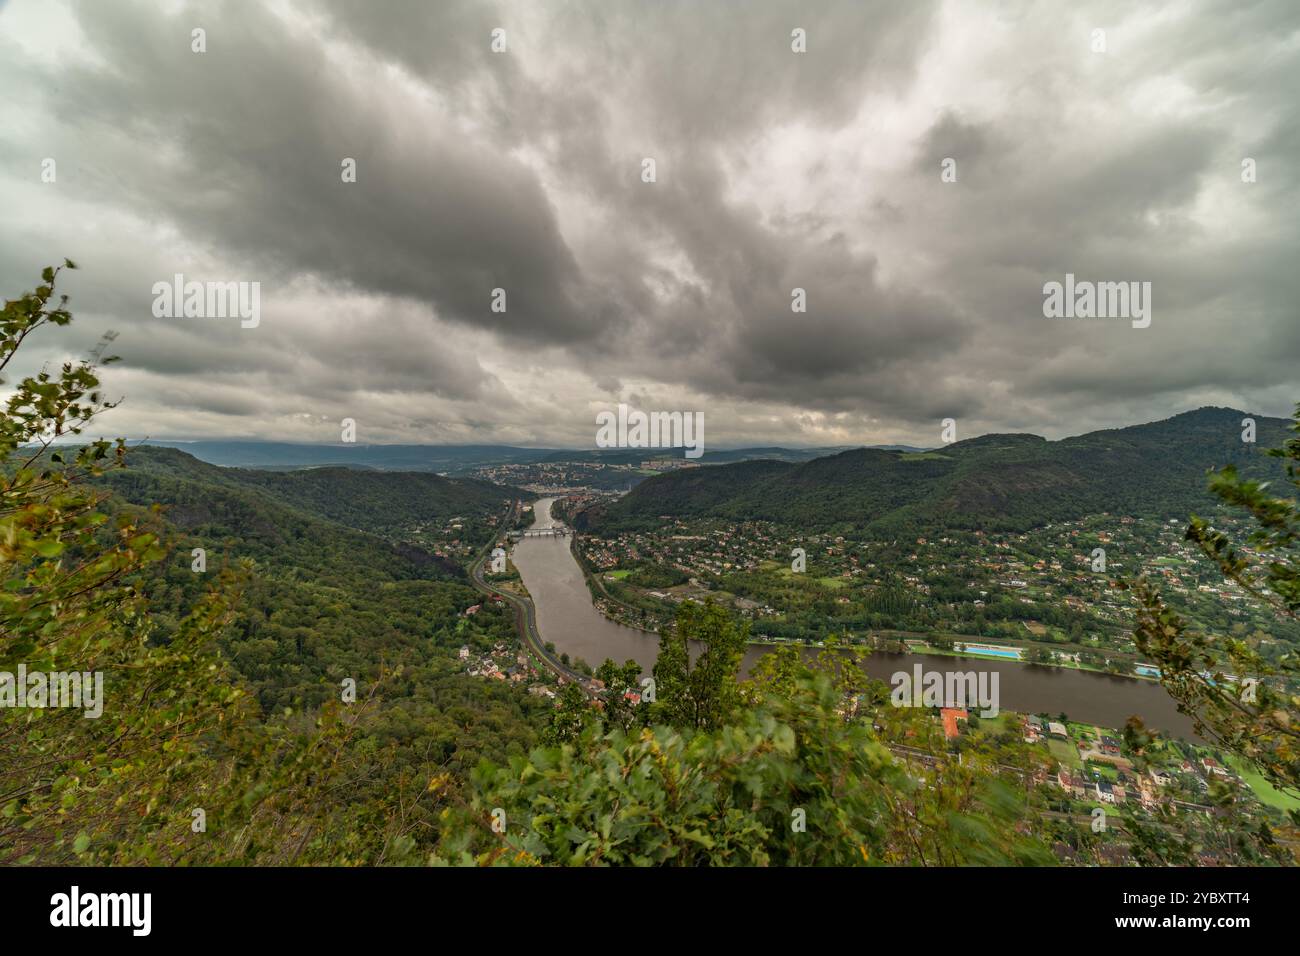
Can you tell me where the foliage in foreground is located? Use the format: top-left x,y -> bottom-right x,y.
443,672 -> 1053,866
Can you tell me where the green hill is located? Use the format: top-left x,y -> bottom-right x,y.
581,407 -> 1291,534
89,445 -> 543,781
105,445 -> 518,537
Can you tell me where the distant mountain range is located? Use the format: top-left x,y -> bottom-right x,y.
577,407 -> 1294,535
134,440 -> 916,472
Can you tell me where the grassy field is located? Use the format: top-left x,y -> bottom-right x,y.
1228,757 -> 1300,811
1086,761 -> 1120,782
607,569 -> 632,580
1048,739 -> 1082,769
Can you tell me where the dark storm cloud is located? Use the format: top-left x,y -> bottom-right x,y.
0,0 -> 1296,446
38,0 -> 599,347
319,0 -> 938,139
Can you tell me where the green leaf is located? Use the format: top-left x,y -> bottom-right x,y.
33,539 -> 65,558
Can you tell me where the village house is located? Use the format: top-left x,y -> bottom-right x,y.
1056,769 -> 1088,799
1023,715 -> 1044,743
1201,757 -> 1233,779
1148,768 -> 1175,788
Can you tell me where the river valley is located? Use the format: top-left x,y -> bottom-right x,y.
510,498 -> 1200,739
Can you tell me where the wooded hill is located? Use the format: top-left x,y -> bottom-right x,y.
103,445 -> 519,536
579,407 -> 1292,535
89,445 -> 543,773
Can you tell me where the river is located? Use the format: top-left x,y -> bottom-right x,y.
510,497 -> 1200,739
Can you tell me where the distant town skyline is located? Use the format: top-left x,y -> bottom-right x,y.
2,0 -> 1298,450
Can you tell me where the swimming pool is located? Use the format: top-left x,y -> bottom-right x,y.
958,644 -> 1023,660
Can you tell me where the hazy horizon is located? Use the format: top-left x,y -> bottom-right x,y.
68,401 -> 1289,456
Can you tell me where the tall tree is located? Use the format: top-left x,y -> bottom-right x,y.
652,600 -> 747,731
594,658 -> 648,733
542,681 -> 592,746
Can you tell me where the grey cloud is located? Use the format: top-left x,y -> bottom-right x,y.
0,0 -> 1296,447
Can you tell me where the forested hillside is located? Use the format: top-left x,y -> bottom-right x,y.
87,446 -> 547,838
582,408 -> 1291,535
106,446 -> 518,536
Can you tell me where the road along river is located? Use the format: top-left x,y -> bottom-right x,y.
510,498 -> 1199,739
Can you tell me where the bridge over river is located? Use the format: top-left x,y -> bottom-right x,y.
510,526 -> 571,539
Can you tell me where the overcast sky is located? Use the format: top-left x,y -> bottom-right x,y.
1,0 -> 1297,449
